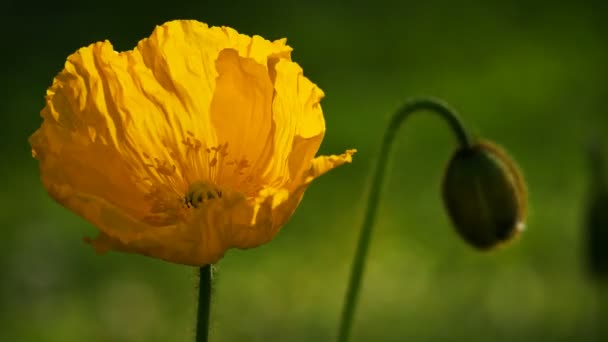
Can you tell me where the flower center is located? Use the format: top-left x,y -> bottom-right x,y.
139,131 -> 265,226
182,131 -> 259,194
183,180 -> 223,208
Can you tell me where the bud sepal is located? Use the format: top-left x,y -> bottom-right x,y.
442,140 -> 528,250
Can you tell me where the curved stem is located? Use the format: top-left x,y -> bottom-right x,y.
337,97 -> 472,342
196,265 -> 212,342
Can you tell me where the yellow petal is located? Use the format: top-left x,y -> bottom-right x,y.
306,149 -> 357,182
263,59 -> 326,187
209,49 -> 274,190
86,190 -> 252,265
232,149 -> 358,250
30,19 -> 355,266
84,151 -> 358,265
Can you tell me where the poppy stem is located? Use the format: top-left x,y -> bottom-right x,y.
588,138 -> 606,191
196,264 -> 212,342
337,97 -> 472,342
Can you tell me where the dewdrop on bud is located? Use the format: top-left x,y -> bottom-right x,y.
441,141 -> 528,250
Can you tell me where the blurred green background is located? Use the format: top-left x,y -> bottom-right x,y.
2,0 -> 608,341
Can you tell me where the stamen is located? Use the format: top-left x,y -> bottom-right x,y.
139,134 -> 263,222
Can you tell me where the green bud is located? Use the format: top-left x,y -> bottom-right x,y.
586,192 -> 608,280
441,141 -> 527,250
585,141 -> 608,280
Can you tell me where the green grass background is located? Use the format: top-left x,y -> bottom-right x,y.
2,0 -> 608,341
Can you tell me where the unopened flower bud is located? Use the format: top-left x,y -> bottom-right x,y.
585,141 -> 608,280
586,192 -> 608,280
442,141 -> 527,249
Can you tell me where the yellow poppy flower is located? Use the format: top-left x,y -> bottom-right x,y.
29,20 -> 355,266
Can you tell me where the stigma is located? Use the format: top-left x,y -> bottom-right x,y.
184,181 -> 223,208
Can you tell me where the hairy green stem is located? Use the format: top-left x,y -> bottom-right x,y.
337,97 -> 471,342
196,265 -> 212,342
